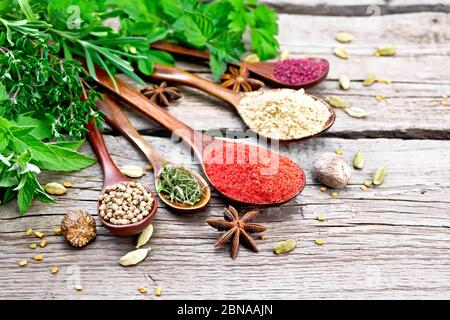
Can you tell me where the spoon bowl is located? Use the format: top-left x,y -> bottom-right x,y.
97,95 -> 211,212
151,41 -> 329,89
86,119 -> 158,236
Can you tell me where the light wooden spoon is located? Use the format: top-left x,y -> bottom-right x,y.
97,95 -> 211,212
148,64 -> 336,142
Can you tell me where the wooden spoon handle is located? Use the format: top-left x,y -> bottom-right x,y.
151,41 -> 210,61
86,118 -> 126,188
97,95 -> 165,175
152,64 -> 241,107
94,67 -> 211,160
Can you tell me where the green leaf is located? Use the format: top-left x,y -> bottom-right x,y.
47,140 -> 85,151
18,0 -> 36,21
250,28 -> 278,60
17,174 -> 34,214
0,82 -> 8,102
10,115 -> 52,140
172,13 -> 214,48
137,50 -> 175,76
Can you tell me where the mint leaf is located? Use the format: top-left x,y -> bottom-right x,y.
17,174 -> 34,215
251,28 -> 278,60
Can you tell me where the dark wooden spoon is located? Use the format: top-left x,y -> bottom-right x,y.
93,69 -> 306,206
86,119 -> 158,236
97,95 -> 211,212
149,64 -> 336,142
151,40 -> 329,89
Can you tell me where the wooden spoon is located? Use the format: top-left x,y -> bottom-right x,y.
86,119 -> 158,236
149,64 -> 336,142
97,95 -> 211,212
93,69 -> 306,206
151,40 -> 329,89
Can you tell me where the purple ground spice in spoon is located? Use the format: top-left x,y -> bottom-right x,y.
273,58 -> 329,85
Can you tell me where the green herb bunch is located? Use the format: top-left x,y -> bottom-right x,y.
0,116 -> 96,214
157,164 -> 204,206
106,0 -> 279,79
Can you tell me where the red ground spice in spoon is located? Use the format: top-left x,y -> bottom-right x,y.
203,141 -> 305,204
273,58 -> 329,85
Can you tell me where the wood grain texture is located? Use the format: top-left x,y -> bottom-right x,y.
1,6 -> 450,300
1,136 -> 449,299
262,0 -> 450,15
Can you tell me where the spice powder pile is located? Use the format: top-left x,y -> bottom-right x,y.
273,58 -> 329,85
204,141 -> 305,204
237,89 -> 331,140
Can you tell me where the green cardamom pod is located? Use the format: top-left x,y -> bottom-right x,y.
273,239 -> 297,255
335,32 -> 353,43
353,150 -> 365,169
363,74 -> 376,86
345,107 -> 367,118
119,248 -> 151,266
373,166 -> 387,185
326,96 -> 348,108
333,47 -> 348,59
339,75 -> 351,90
375,45 -> 396,56
136,224 -> 154,249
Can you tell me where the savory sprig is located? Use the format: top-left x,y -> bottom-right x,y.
156,164 -> 204,206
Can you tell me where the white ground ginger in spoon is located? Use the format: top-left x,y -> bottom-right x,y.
236,89 -> 331,140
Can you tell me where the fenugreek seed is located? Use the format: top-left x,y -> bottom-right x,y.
364,181 -> 373,188
375,95 -> 385,101
316,215 -> 326,222
63,181 -> 73,188
39,239 -> 47,248
331,192 -> 338,198
154,287 -> 162,297
441,100 -> 449,106
26,228 -> 33,236
320,186 -> 327,192
339,75 -> 351,90
34,254 -> 43,261
75,284 -> 83,291
315,239 -> 325,245
138,286 -> 147,294
361,185 -> 368,191
373,166 -> 387,186
375,45 -> 396,57
353,150 -> 365,169
18,260 -> 28,267
34,231 -> 44,238
442,95 -> 448,99
273,239 -> 297,254
244,53 -> 260,63
335,32 -> 353,43
333,47 -> 348,59
377,78 -> 391,84
44,182 -> 67,195
279,50 -> 290,61
335,149 -> 343,155
345,107 -> 367,119
363,74 -> 376,86
260,234 -> 268,240
29,243 -> 37,249
325,96 -> 348,108
54,227 -> 62,235
51,266 -> 59,274
145,165 -> 153,171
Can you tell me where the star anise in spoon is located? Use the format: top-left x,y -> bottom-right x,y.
220,64 -> 264,93
141,82 -> 182,107
207,206 -> 267,259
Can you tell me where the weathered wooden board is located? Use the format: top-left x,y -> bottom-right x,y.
262,0 -> 450,15
1,136 -> 449,299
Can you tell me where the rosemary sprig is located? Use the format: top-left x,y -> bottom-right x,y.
156,164 -> 204,206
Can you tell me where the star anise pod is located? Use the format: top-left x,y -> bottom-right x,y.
220,64 -> 264,93
140,82 -> 182,107
207,206 -> 267,259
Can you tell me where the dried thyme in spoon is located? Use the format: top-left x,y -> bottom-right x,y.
156,165 -> 204,206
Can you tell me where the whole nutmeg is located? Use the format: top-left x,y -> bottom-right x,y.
61,210 -> 97,247
313,153 -> 352,188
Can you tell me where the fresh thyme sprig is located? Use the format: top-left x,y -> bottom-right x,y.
156,164 -> 204,206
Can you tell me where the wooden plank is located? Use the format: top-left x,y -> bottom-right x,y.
262,0 -> 450,15
1,136 -> 449,299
